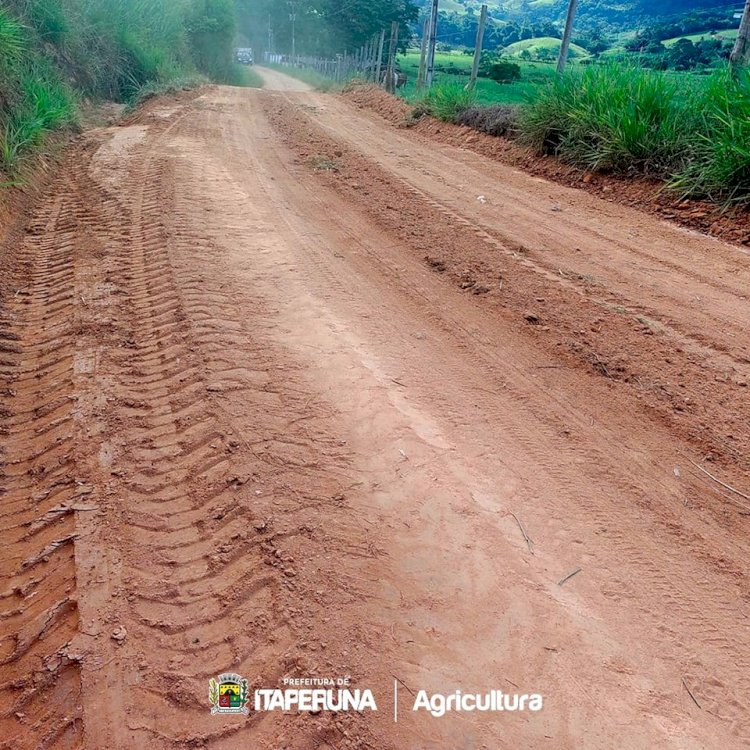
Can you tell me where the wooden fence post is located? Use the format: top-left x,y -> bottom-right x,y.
425,0 -> 439,89
375,29 -> 386,86
417,14 -> 430,89
385,21 -> 399,93
467,4 -> 487,90
556,0 -> 579,74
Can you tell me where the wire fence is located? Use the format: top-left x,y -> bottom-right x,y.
264,51 -> 382,84
264,29 -> 407,90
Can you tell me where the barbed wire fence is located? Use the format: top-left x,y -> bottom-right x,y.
263,25 -> 405,91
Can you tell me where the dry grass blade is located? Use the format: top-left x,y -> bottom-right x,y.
510,512 -> 534,555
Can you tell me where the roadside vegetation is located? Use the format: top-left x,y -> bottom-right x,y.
398,50 -> 555,105
371,1 -> 750,206
0,0 -> 240,175
404,59 -> 750,207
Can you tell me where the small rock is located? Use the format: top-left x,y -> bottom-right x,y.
524,312 -> 540,324
111,625 -> 127,643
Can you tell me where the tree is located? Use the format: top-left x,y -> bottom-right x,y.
236,0 -> 418,57
187,0 -> 237,81
668,38 -> 699,70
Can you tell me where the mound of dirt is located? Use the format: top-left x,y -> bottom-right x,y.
343,82 -> 409,124
344,85 -> 750,247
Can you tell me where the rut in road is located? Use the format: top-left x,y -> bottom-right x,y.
0,97 -> 387,750
1,76 -> 749,750
0,180 -> 84,748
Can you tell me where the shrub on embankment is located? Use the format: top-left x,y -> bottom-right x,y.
413,82 -> 477,123
414,62 -> 750,207
0,0 -> 238,174
517,63 -> 696,177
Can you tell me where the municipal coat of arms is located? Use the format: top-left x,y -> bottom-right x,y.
209,673 -> 250,715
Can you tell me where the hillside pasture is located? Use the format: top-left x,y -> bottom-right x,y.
502,37 -> 589,59
396,50 -> 558,105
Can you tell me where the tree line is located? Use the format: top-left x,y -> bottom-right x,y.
236,0 -> 420,58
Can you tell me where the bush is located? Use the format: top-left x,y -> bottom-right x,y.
414,81 -> 476,122
518,63 -> 696,176
486,60 -> 521,83
455,104 -> 519,137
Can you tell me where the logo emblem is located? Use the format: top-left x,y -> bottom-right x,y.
209,673 -> 250,715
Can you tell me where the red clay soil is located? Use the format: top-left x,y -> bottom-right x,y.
1,70 -> 749,749
343,83 -> 750,246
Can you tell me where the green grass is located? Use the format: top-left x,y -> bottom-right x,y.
0,8 -> 25,61
397,51 -> 558,106
662,29 -> 738,47
512,60 -> 750,206
669,68 -> 750,206
503,37 -> 589,60
413,81 -> 476,121
0,0 -> 238,175
519,63 -> 697,176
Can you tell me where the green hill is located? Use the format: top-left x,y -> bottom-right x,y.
662,28 -> 738,46
415,0 -> 739,27
503,37 -> 589,59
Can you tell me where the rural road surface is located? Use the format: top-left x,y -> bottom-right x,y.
1,67 -> 749,749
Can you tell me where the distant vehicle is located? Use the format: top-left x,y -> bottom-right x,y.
235,48 -> 254,65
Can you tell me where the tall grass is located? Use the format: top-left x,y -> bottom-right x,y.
519,63 -> 697,177
0,0 -> 239,174
0,8 -> 24,61
670,68 -> 750,206
414,81 -> 476,123
519,61 -> 750,205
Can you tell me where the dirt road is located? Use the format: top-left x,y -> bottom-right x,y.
1,68 -> 749,749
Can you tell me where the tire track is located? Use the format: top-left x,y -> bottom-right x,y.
0,185 -> 84,750
63,98 -> 387,749
252,88 -> 750,744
